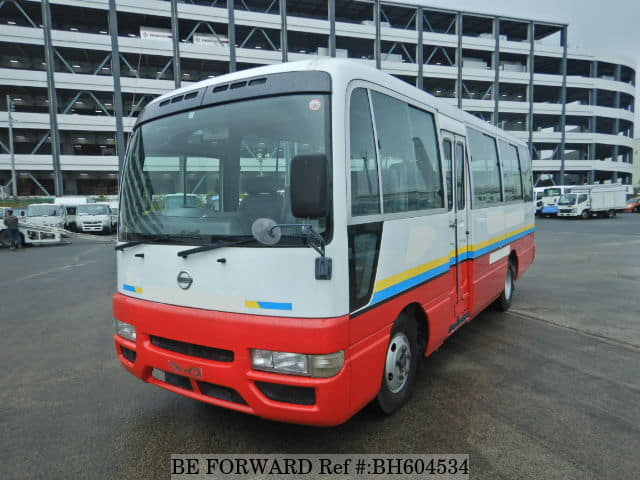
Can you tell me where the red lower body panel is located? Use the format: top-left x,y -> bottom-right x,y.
113,294 -> 359,426
113,233 -> 535,426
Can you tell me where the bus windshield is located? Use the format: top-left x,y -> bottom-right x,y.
119,94 -> 330,244
543,188 -> 561,197
77,204 -> 109,215
558,194 -> 577,205
27,205 -> 60,217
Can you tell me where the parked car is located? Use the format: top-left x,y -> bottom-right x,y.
625,197 -> 640,213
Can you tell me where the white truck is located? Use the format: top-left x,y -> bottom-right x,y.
538,185 -> 573,217
0,209 -> 65,247
75,203 -> 113,233
557,184 -> 627,219
25,203 -> 68,228
54,196 -> 88,231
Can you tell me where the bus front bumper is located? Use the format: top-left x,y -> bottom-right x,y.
112,293 -> 356,426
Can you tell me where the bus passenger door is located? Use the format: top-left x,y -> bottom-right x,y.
443,133 -> 471,325
453,138 -> 471,319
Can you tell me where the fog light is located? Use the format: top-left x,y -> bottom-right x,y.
251,349 -> 344,378
115,319 -> 136,342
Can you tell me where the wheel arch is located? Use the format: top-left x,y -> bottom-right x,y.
509,249 -> 519,279
401,302 -> 429,358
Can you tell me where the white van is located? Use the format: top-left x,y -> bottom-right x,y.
75,203 -> 113,233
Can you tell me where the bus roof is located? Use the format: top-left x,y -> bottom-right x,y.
147,58 -> 526,148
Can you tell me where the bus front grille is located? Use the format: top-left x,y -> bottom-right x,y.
150,335 -> 234,363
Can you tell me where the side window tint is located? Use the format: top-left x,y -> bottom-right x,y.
499,140 -> 523,202
348,223 -> 382,311
349,88 -> 380,216
518,146 -> 534,201
468,128 -> 502,207
371,91 -> 443,214
443,139 -> 453,210
455,142 -> 466,210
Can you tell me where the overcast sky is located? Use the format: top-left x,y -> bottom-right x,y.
406,0 -> 640,124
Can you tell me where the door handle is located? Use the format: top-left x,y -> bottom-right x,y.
449,221 -> 456,228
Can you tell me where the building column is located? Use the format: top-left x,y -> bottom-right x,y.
374,0 -> 381,69
456,12 -> 463,109
612,64 -> 621,182
328,0 -> 336,57
108,0 -> 126,179
416,7 -> 423,90
527,21 -> 535,157
228,0 -> 236,72
41,0 -> 63,196
171,0 -> 181,88
280,0 -> 288,62
493,16 -> 500,127
558,26 -> 568,183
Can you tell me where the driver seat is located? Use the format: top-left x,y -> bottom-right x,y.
238,176 -> 283,228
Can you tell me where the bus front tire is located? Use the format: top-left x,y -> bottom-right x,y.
494,261 -> 516,312
376,313 -> 418,415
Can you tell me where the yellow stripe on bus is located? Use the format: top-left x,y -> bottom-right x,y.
374,224 -> 535,294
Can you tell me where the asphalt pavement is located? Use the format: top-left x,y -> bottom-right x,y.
1,215 -> 639,479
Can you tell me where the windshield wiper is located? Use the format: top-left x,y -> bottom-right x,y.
115,234 -> 203,251
177,238 -> 256,258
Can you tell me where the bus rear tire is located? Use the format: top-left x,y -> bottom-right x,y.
494,261 -> 516,312
376,313 -> 418,415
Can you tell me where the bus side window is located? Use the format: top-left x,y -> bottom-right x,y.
370,91 -> 443,214
349,88 -> 380,216
518,146 -> 534,202
498,140 -> 523,201
443,139 -> 453,210
467,128 -> 502,207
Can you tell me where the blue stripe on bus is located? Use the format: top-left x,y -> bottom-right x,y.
370,227 -> 535,307
372,262 -> 451,304
257,301 -> 293,311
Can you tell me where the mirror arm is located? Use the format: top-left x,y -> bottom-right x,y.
302,225 -> 325,258
267,223 -> 331,280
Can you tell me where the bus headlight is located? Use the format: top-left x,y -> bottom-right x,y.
571,208 -> 577,213
251,349 -> 344,378
115,319 -> 136,342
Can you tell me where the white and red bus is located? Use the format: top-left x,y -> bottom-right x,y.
114,59 -> 535,426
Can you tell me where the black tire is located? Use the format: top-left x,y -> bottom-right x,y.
494,260 -> 516,312
376,313 -> 419,415
581,210 -> 589,219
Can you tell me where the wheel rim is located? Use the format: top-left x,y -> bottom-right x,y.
384,332 -> 411,394
504,267 -> 513,300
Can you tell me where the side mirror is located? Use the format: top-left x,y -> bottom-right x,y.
290,153 -> 328,219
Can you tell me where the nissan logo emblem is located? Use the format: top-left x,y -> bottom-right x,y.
177,271 -> 193,290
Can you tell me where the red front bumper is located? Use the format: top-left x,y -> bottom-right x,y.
113,293 -> 359,426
